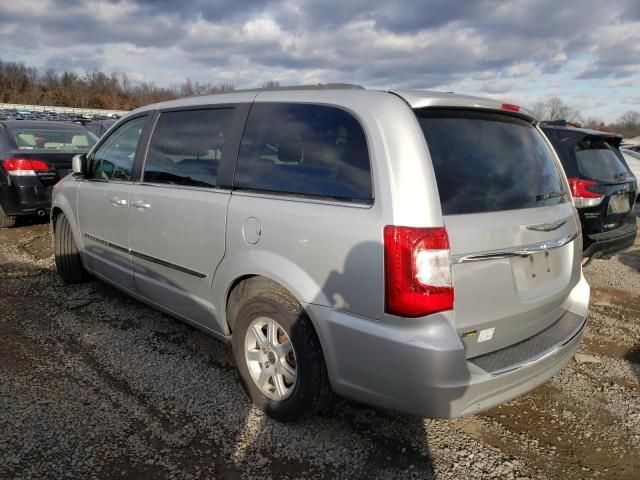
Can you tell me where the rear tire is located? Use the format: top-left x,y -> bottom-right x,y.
232,290 -> 331,422
0,204 -> 16,228
54,213 -> 88,283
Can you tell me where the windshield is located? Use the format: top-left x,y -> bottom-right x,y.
10,127 -> 98,151
575,138 -> 629,182
417,109 -> 565,215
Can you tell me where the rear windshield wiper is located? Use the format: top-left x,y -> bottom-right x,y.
536,190 -> 566,201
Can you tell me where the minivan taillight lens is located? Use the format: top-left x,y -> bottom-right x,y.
2,158 -> 49,176
568,177 -> 604,208
384,226 -> 454,317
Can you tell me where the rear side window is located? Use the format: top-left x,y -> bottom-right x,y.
417,109 -> 565,215
234,103 -> 372,203
575,138 -> 629,182
144,108 -> 233,188
10,128 -> 97,151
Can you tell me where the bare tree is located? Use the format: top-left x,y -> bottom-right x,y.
583,116 -> 605,130
545,97 -> 582,123
530,101 -> 546,120
528,97 -> 583,124
618,110 -> 640,137
262,80 -> 281,89
619,111 -> 640,126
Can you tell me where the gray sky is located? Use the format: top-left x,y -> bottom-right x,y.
1,0 -> 638,121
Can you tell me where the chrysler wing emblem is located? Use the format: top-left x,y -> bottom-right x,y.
526,219 -> 567,232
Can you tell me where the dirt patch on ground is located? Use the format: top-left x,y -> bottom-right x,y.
582,336 -> 640,363
0,220 -> 51,260
20,230 -> 53,260
2,220 -> 640,480
480,385 -> 640,480
590,285 -> 640,310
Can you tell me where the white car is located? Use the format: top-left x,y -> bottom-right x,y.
621,149 -> 640,187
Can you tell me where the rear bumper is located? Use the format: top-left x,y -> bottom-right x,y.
307,275 -> 589,418
583,221 -> 637,258
0,183 -> 52,216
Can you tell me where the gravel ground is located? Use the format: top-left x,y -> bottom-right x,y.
1,210 -> 639,480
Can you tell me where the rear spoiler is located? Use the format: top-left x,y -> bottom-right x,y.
543,124 -> 623,150
388,89 -> 538,124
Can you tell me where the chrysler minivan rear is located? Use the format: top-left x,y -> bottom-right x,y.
313,91 -> 589,418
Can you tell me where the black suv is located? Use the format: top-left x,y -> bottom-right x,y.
542,121 -> 637,259
0,121 -> 97,227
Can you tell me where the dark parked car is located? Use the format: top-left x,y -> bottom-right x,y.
0,121 -> 98,227
85,119 -> 116,137
541,121 -> 637,260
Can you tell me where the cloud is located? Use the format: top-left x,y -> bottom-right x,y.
0,0 -> 639,120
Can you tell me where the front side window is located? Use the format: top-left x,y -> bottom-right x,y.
11,128 -> 97,151
89,116 -> 147,181
234,103 -> 373,203
143,108 -> 233,188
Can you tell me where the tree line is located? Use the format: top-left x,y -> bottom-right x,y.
1,59 -> 639,138
531,97 -> 640,139
0,60 -> 238,111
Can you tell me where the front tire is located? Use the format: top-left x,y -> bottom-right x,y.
0,204 -> 16,228
232,291 -> 331,422
54,213 -> 88,284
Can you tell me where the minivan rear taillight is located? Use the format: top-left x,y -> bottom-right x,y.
2,158 -> 49,176
568,177 -> 604,208
384,226 -> 454,317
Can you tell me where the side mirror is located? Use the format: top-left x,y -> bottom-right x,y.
72,154 -> 86,177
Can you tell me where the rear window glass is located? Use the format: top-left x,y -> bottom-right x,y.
144,108 -> 233,188
10,127 -> 97,151
575,138 -> 629,181
234,103 -> 372,203
417,109 -> 565,215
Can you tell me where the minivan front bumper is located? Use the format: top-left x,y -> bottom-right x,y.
307,275 -> 589,418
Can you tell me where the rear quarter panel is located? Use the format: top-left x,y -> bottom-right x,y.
212,90 -> 445,330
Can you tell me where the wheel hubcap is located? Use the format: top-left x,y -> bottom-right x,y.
244,317 -> 298,401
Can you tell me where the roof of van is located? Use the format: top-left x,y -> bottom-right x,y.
130,84 -> 537,122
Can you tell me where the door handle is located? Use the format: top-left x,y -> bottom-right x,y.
131,200 -> 151,210
110,196 -> 127,206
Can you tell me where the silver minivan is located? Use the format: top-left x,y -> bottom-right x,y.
51,85 -> 590,422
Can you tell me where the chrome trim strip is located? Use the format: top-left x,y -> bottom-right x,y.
488,314 -> 587,376
83,234 -> 207,278
232,190 -> 373,209
84,234 -> 129,254
135,182 -> 232,194
452,232 -> 579,264
130,250 -> 207,278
